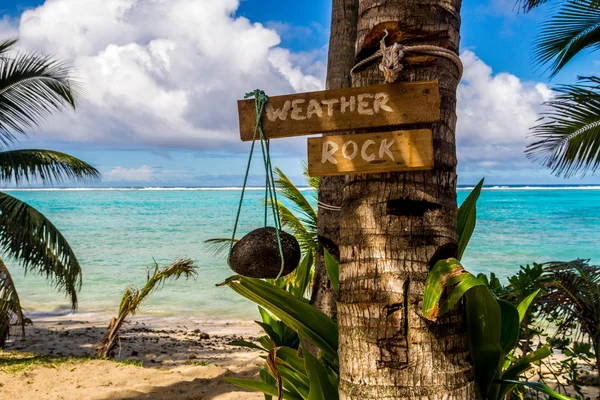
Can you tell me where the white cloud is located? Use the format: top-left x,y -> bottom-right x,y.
0,1 -> 556,176
456,50 -> 552,170
1,0 -> 324,151
104,165 -> 154,182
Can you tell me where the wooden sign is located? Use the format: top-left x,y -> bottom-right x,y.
238,81 -> 440,141
307,129 -> 434,176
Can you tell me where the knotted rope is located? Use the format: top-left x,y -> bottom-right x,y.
229,89 -> 286,280
350,30 -> 463,83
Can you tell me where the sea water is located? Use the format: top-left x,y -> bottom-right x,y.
4,186 -> 600,321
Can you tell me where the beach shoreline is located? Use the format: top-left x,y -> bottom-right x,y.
1,314 -> 264,399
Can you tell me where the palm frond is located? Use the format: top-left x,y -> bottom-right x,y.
533,1 -> 600,76
97,258 -> 197,357
204,238 -> 237,258
274,167 -> 317,231
302,161 -> 320,192
0,257 -> 24,347
277,201 -> 318,255
527,76 -> 600,177
0,191 -> 81,308
540,259 -> 600,338
0,39 -> 17,57
0,48 -> 82,146
0,149 -> 99,185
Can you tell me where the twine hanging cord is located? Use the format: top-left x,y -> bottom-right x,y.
228,89 -> 286,280
350,30 -> 463,83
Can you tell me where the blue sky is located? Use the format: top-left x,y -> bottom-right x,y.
1,0 -> 599,186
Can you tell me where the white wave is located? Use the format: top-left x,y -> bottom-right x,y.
2,185 -> 599,192
457,186 -> 600,191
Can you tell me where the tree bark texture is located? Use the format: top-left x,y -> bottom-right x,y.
337,1 -> 474,399
311,0 -> 358,319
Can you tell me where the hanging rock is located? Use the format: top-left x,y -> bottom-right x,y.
229,227 -> 301,279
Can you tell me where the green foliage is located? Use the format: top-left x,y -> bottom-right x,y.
222,276 -> 338,363
533,1 -> 600,77
0,38 -> 82,145
0,150 -> 99,185
423,259 -> 560,399
96,259 -> 197,358
323,248 -> 338,297
0,191 -> 82,307
0,37 -> 99,349
527,77 -> 600,177
0,258 -> 23,347
457,178 -> 484,260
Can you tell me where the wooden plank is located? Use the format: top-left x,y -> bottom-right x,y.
307,129 -> 434,177
238,81 -> 440,141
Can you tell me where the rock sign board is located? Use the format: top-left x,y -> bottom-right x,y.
307,129 -> 434,176
237,81 -> 440,141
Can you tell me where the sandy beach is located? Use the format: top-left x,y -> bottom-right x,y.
1,313 -> 264,399
1,313 -> 599,399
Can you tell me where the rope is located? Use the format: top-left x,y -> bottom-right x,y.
229,89 -> 286,280
350,29 -> 463,83
317,200 -> 341,211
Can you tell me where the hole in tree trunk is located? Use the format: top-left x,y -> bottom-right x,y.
386,198 -> 442,217
428,243 -> 458,268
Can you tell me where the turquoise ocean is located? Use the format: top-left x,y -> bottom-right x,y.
5,186 -> 600,321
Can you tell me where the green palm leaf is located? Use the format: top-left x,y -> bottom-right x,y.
0,39 -> 17,58
0,39 -> 81,146
527,76 -> 600,177
275,168 -> 317,227
516,0 -> 600,12
0,257 -> 24,347
0,191 -> 81,308
0,149 -> 99,185
534,1 -> 600,76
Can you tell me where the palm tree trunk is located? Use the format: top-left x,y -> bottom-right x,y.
337,1 -> 474,398
311,0 -> 359,319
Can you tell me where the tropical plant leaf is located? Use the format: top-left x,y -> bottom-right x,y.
516,289 -> 541,324
500,380 -> 576,400
533,1 -> 600,77
0,149 -> 99,185
225,378 -> 303,400
277,364 -> 310,399
303,343 -> 339,400
222,276 -> 339,364
0,38 -> 17,57
422,258 -> 486,321
457,178 -> 484,260
540,259 -> 600,340
289,252 -> 313,299
229,340 -> 267,352
97,258 -> 197,357
0,257 -> 24,347
0,43 -> 82,146
276,346 -> 308,378
323,248 -> 339,297
498,299 -> 520,358
465,285 -> 503,400
0,191 -> 81,307
527,76 -> 600,177
204,238 -> 237,258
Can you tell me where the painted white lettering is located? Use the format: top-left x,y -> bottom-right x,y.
291,99 -> 306,120
342,141 -> 358,160
321,99 -> 339,116
379,139 -> 395,161
361,140 -> 376,162
307,99 -> 323,119
357,93 -> 374,115
340,96 -> 355,113
322,141 -> 339,164
374,93 -> 394,113
266,101 -> 291,121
